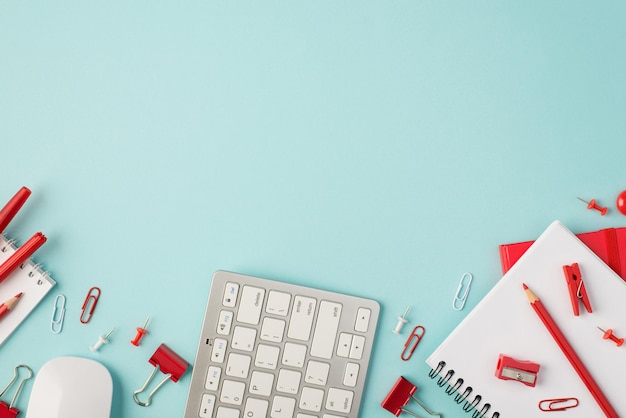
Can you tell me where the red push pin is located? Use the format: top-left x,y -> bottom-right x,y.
131,316 -> 150,346
597,327 -> 624,347
616,190 -> 626,216
577,197 -> 608,216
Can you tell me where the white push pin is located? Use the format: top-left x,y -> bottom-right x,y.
90,327 -> 116,352
392,306 -> 411,334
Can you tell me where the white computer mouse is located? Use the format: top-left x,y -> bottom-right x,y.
25,356 -> 113,418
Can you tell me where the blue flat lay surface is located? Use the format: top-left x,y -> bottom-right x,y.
1,2 -> 625,417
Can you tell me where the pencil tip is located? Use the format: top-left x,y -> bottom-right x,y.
16,292 -> 23,298
522,283 -> 528,290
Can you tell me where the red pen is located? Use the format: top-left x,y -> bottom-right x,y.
0,292 -> 23,319
0,187 -> 31,233
0,232 -> 47,285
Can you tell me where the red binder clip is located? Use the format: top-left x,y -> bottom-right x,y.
0,365 -> 33,418
563,263 -> 592,316
495,354 -> 540,387
382,376 -> 442,417
133,344 -> 189,407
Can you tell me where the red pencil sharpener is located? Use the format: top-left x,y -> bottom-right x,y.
495,354 -> 540,387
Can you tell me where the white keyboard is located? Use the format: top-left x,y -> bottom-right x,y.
183,271 -> 380,418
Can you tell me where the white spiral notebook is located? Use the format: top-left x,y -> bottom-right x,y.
0,234 -> 55,345
426,221 -> 626,417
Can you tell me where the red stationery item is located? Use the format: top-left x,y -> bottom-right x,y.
0,187 -> 31,234
523,284 -> 618,418
133,344 -> 189,407
563,263 -> 592,316
0,232 -> 47,285
500,228 -> 626,282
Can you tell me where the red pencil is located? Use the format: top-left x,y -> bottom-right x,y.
0,187 -> 31,233
523,283 -> 619,418
0,232 -> 47,285
0,292 -> 23,319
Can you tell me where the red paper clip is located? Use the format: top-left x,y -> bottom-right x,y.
382,376 -> 442,417
563,263 -> 592,316
538,398 -> 579,411
80,287 -> 101,324
401,326 -> 425,361
133,344 -> 189,407
0,365 -> 33,418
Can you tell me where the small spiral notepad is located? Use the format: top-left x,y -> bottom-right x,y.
426,221 -> 626,417
0,234 -> 55,345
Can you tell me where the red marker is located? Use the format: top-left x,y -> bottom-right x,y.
0,292 -> 23,319
0,187 -> 31,233
0,232 -> 47,285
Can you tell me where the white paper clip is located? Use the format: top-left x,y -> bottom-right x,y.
452,272 -> 472,311
50,294 -> 66,334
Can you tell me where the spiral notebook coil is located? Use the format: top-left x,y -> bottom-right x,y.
428,361 -> 500,418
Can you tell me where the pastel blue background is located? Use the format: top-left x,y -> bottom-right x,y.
1,2 -> 625,417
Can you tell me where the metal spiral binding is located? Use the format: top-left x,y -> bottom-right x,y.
428,361 -> 500,418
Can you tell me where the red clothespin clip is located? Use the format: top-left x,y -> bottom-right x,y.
401,326 -> 425,361
563,263 -> 592,316
0,365 -> 33,418
382,376 -> 442,417
133,344 -> 189,407
495,354 -> 540,387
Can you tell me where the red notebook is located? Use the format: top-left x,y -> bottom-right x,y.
499,227 -> 626,282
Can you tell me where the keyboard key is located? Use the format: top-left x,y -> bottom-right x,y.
244,398 -> 269,418
231,326 -> 256,352
271,396 -> 296,418
349,335 -> 365,360
199,394 -> 216,417
237,285 -> 265,325
282,342 -> 307,367
266,290 -> 291,316
287,296 -> 316,341
299,387 -> 324,412
310,301 -> 342,359
260,317 -> 286,342
304,360 -> 330,386
250,371 -> 274,396
222,282 -> 239,307
354,307 -> 371,332
205,366 -> 221,391
216,406 -> 240,418
276,369 -> 301,394
254,344 -> 280,369
212,338 -> 228,363
326,388 -> 354,414
217,310 -> 234,335
343,362 -> 359,387
225,353 -> 251,379
336,332 -> 352,358
220,380 -> 245,405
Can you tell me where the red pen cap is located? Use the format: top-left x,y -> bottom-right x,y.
0,187 -> 31,233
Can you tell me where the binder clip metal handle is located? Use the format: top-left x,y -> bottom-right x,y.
0,365 -> 33,415
133,344 -> 189,407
